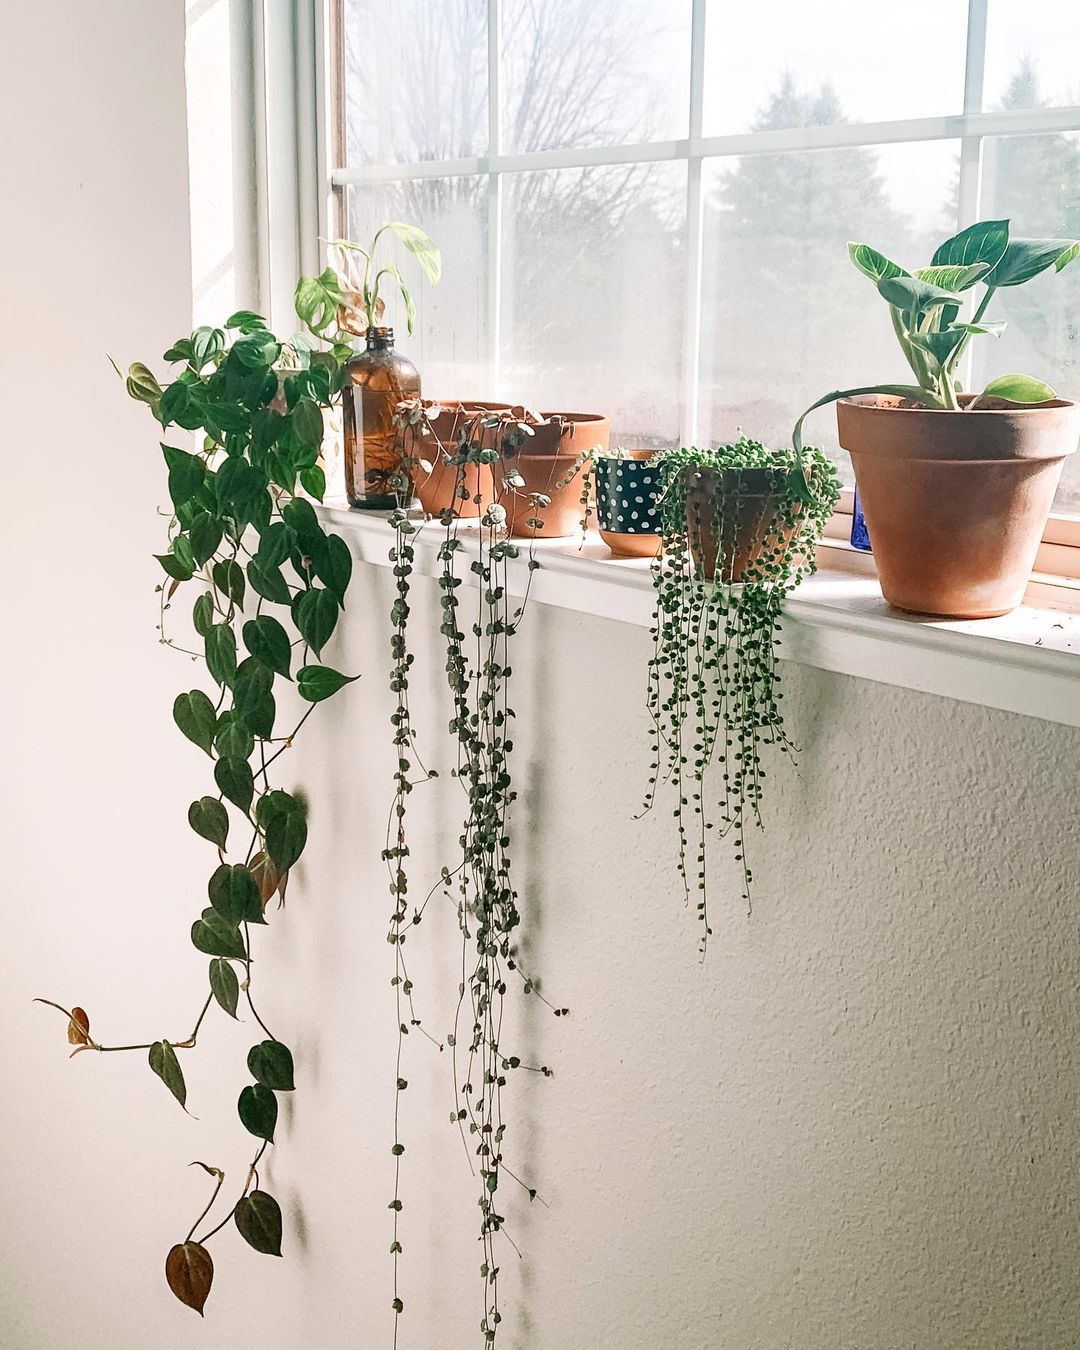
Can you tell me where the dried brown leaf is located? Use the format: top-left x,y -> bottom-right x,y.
165,1241 -> 213,1316
67,1007 -> 90,1046
249,851 -> 279,908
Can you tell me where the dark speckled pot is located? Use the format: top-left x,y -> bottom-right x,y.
594,451 -> 663,558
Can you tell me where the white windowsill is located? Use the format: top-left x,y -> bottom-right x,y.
317,501 -> 1080,730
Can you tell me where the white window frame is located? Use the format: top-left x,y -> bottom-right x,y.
267,0 -> 1080,576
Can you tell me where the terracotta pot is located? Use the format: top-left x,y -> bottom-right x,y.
837,394 -> 1080,618
498,412 -> 610,539
595,451 -> 662,558
684,466 -> 804,582
404,401 -> 510,518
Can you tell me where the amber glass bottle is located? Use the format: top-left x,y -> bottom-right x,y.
342,327 -> 420,509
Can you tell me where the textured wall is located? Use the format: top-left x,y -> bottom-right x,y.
4,5 -> 1080,1347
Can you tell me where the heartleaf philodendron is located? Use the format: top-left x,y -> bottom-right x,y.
39,280 -> 362,1312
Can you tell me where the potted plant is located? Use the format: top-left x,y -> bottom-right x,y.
794,219 -> 1080,618
496,411 -> 610,538
400,398 -> 511,517
643,438 -> 839,950
594,448 -> 666,558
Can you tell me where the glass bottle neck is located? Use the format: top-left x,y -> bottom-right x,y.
366,327 -> 395,351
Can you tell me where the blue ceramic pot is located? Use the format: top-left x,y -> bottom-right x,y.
594,452 -> 662,557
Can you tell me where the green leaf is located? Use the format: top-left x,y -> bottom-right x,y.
225,309 -> 267,331
209,958 -> 239,1018
212,559 -> 246,609
908,327 -> 968,367
282,497 -> 321,540
245,689 -> 276,740
262,793 -> 307,872
160,381 -> 204,431
294,268 -> 342,337
208,862 -> 263,924
148,1041 -> 187,1109
191,907 -> 247,960
206,401 -> 251,434
247,1040 -> 295,1091
234,1190 -> 283,1256
214,756 -> 255,814
163,445 -> 205,507
297,665 -> 358,703
254,522 -> 292,569
292,398 -> 324,450
990,236 -> 1080,287
243,615 -> 292,678
156,543 -> 195,583
979,373 -> 1057,404
313,533 -> 352,603
385,222 -> 442,284
932,219 -> 1010,272
188,513 -> 223,567
125,361 -> 163,407
877,274 -> 961,316
190,326 -> 224,370
205,624 -> 237,688
188,796 -> 229,849
233,657 -> 274,720
192,592 -> 215,637
847,242 -> 908,284
214,710 -> 254,761
247,558 -> 293,605
299,465 -> 326,502
173,690 -> 217,755
238,1083 -> 277,1142
913,262 -> 990,291
295,587 -> 338,656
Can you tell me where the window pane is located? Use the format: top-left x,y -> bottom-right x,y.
500,0 -> 692,153
344,177 -> 490,396
973,131 -> 1080,511
342,0 -> 488,164
704,1 -> 966,135
984,2 -> 1080,112
698,141 -> 961,477
502,163 -> 686,447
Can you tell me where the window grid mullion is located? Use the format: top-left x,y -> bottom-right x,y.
958,0 -> 990,392
487,0 -> 503,393
679,0 -> 708,447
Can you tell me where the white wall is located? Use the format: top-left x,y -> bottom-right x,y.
3,6 -> 1080,1349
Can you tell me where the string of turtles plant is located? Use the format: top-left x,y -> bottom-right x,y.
399,398 -> 565,1347
37,297 -> 358,1315
641,437 -> 839,952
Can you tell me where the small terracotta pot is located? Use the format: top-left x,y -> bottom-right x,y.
498,412 -> 610,539
837,394 -> 1080,618
595,451 -> 662,558
684,466 -> 804,582
404,401 -> 511,518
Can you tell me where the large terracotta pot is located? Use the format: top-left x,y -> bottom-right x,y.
498,412 -> 610,539
404,400 -> 511,518
684,466 -> 803,582
595,451 -> 663,558
837,394 -> 1080,618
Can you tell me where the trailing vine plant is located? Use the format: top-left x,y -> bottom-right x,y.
398,398 -> 565,1347
641,437 -> 839,951
37,297 -> 359,1314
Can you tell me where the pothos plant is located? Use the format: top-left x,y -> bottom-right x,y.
37,299 -> 358,1315
642,438 -> 839,951
393,398 -> 565,1347
792,218 -> 1080,458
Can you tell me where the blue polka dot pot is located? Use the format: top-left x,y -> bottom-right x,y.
594,451 -> 663,558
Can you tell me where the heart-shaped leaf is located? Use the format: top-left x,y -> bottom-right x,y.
126,361 -> 163,406
163,446 -> 205,508
847,242 -> 908,284
877,274 -> 961,316
214,711 -> 254,761
300,465 -> 326,501
188,512 -> 223,567
243,616 -> 292,678
208,958 -> 239,1018
208,863 -> 264,924
234,1189 -> 283,1256
238,1083 -> 278,1141
990,236 -> 1080,287
249,850 -> 281,907
165,1242 -> 213,1315
931,218 -> 1010,272
291,399 -> 325,451
149,1040 -> 186,1109
263,795 -> 307,872
192,592 -> 215,637
188,797 -> 229,849
212,559 -> 246,609
295,587 -> 338,656
247,1040 -> 295,1091
214,756 -> 254,814
979,372 -> 1057,404
247,558 -> 292,605
205,624 -> 237,688
385,221 -> 443,284
297,664 -> 358,703
173,690 -> 217,755
313,533 -> 352,603
913,261 -> 990,291
191,907 -> 247,960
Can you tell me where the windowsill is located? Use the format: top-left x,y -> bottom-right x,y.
317,500 -> 1080,729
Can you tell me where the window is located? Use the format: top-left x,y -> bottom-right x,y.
331,0 -> 1080,513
